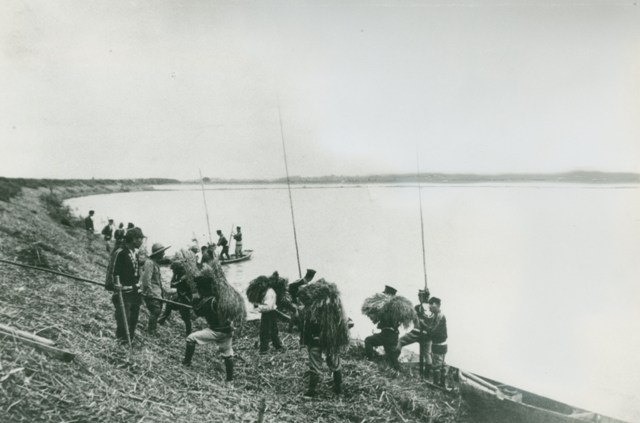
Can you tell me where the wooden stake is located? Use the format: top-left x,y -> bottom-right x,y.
0,331 -> 75,362
0,323 -> 57,346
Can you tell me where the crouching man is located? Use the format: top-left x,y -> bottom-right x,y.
182,275 -> 234,382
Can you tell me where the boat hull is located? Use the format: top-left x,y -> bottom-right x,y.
459,371 -> 628,423
220,250 -> 253,264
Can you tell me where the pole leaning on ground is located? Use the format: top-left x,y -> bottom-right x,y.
415,146 -> 429,378
114,276 -> 132,349
277,101 -> 303,279
0,258 -> 193,310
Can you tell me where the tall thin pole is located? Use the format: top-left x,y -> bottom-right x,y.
416,148 -> 428,290
199,169 -> 213,245
277,102 -> 302,279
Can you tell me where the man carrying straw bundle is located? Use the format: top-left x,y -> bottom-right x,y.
362,286 -> 416,370
298,279 -> 350,398
182,271 -> 245,381
246,272 -> 291,354
158,261 -> 195,336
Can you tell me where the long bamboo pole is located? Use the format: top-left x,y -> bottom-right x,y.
277,102 -> 302,279
0,258 -> 193,309
199,169 -> 214,245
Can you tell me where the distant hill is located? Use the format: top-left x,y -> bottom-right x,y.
195,171 -> 640,185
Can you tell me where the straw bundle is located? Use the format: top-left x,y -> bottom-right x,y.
361,293 -> 392,323
246,271 -> 292,310
299,279 -> 350,355
380,295 -> 417,329
199,263 -> 246,326
171,248 -> 199,293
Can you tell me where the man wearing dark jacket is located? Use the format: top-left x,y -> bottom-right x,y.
364,316 -> 401,370
216,230 -> 230,260
158,261 -> 194,336
108,227 -> 144,344
84,210 -> 95,232
426,297 -> 448,387
182,275 -> 234,381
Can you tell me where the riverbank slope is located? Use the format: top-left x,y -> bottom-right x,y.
0,184 -> 466,422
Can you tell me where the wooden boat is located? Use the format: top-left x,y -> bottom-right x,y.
220,250 -> 253,265
458,370 -> 629,423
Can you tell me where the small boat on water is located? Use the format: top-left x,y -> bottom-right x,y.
458,370 -> 629,423
220,250 -> 253,265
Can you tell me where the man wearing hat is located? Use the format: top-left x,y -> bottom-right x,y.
232,226 -> 243,258
399,289 -> 433,375
288,269 -> 316,304
383,285 -> 397,296
108,227 -> 144,345
140,242 -> 170,335
287,269 -> 317,332
425,297 -> 448,387
363,285 -> 402,370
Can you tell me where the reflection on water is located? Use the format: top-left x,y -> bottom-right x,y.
67,184 -> 640,422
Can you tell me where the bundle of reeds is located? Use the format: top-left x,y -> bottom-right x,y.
299,278 -> 350,355
380,295 -> 417,329
171,248 -> 199,292
361,293 -> 392,323
246,271 -> 291,310
199,263 -> 246,326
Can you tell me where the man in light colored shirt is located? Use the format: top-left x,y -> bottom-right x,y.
140,243 -> 170,335
256,286 -> 283,354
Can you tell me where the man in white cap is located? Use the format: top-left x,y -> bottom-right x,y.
140,242 -> 170,335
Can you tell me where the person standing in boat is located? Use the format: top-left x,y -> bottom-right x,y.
140,243 -> 170,335
216,230 -> 230,260
232,226 -> 243,258
425,297 -> 448,388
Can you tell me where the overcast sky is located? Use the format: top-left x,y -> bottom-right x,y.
1,0 -> 639,180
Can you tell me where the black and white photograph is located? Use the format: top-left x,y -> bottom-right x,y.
1,1 -> 639,422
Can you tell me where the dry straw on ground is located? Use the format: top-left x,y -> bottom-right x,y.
0,186 -> 468,422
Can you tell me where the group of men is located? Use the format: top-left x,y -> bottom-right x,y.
105,224 -> 448,393
105,226 -> 243,382
84,210 -> 133,253
194,226 -> 243,264
364,286 -> 448,387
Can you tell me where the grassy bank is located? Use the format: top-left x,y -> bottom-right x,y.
0,186 -> 468,422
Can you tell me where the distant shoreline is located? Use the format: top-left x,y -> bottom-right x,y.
192,171 -> 640,185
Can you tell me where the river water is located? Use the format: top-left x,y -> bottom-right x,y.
66,183 -> 640,422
